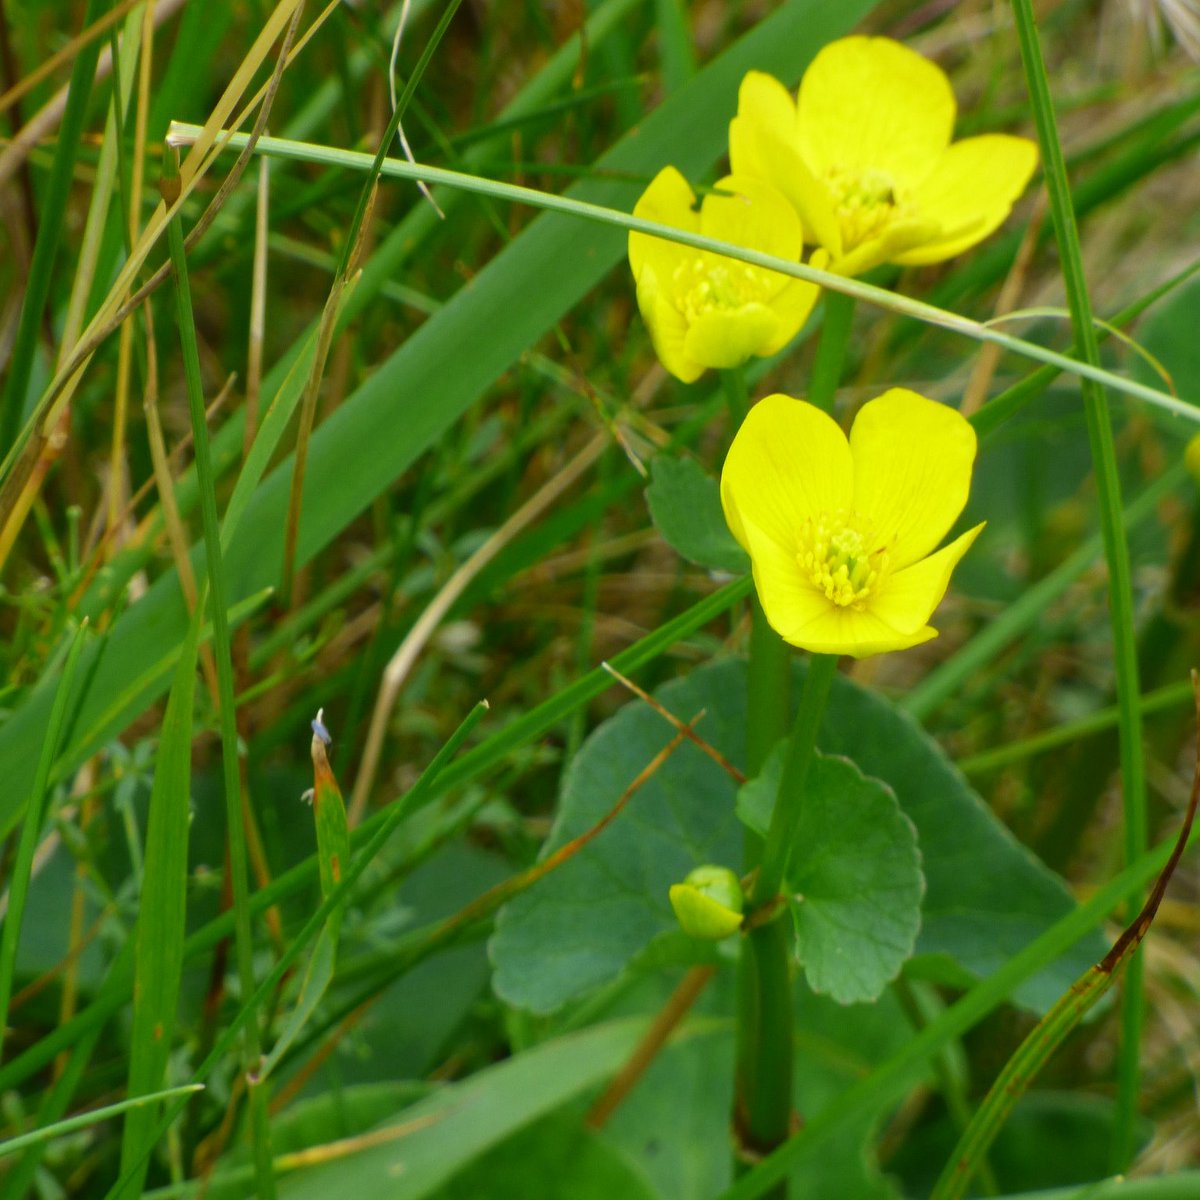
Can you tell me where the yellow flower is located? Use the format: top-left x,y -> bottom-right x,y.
628,166 -> 824,382
721,390 -> 984,658
729,37 -> 1038,276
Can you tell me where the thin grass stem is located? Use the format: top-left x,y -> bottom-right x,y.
163,149 -> 276,1200
1010,1 -> 1147,1166
164,123 -> 1200,426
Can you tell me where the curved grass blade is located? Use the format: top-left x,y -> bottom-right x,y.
166,122 -> 1200,426
930,674 -> 1200,1200
0,1085 -> 203,1160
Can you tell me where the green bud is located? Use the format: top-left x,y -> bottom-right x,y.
669,865 -> 744,940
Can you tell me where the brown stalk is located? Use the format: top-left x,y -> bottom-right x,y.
348,432 -> 608,824
279,181 -> 377,607
586,965 -> 716,1129
602,660 -> 746,784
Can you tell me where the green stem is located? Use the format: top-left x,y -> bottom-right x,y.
1011,0 -> 1147,1171
754,654 -> 838,905
737,917 -> 794,1176
806,292 -> 855,412
734,654 -> 837,1194
724,368 -> 749,427
164,151 -> 276,1200
746,602 -> 791,796
736,599 -> 792,1183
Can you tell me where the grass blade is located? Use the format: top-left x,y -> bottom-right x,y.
115,609 -> 202,1196
0,1085 -> 203,1160
1009,2 -> 1149,1166
0,0 -> 105,452
166,122 -> 1200,426
163,148 -> 276,1198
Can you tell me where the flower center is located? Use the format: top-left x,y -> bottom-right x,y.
826,166 -> 902,252
672,255 -> 773,322
796,511 -> 890,608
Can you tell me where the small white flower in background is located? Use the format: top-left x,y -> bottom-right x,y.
1129,0 -> 1200,59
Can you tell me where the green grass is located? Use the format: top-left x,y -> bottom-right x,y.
1,1 -> 1199,1198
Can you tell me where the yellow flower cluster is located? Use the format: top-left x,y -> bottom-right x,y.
628,36 -> 1038,380
625,35 -> 1021,656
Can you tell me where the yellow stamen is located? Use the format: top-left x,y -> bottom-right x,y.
673,256 -> 774,322
796,510 -> 890,608
826,166 -> 902,252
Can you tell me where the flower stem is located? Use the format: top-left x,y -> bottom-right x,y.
734,653 -> 837,1194
1011,0 -> 1147,1171
736,917 -> 795,1180
807,291 -> 856,412
754,653 -> 838,905
724,367 -> 749,427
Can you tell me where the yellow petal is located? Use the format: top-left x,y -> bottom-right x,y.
629,165 -> 699,282
684,304 -> 781,371
894,135 -> 1039,266
780,603 -> 937,659
739,515 -> 837,642
635,274 -> 704,382
755,273 -> 822,356
797,36 -> 955,191
848,389 -> 977,569
730,71 -> 842,255
701,175 -> 803,263
832,215 -> 943,277
868,522 -> 984,633
721,394 -> 853,554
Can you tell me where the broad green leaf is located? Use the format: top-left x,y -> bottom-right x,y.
117,612 -> 202,1197
491,659 -> 1103,1016
275,1018 -> 653,1199
645,456 -> 749,574
738,747 -> 923,1004
0,0 -> 881,840
441,1114 -> 660,1200
600,970 -> 912,1200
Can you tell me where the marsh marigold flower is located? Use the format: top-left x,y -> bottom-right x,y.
628,166 -> 824,382
729,37 -> 1038,276
721,390 -> 983,657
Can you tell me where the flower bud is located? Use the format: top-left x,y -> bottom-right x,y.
669,865 -> 745,940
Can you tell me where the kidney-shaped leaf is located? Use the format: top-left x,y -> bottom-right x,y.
739,747 -> 924,1004
491,659 -> 1103,1015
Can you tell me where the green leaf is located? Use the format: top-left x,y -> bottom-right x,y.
491,659 -> 1103,1016
738,747 -> 923,1004
645,456 -> 748,573
600,970 -> 912,1199
274,1018 -> 652,1199
441,1114 -> 660,1200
